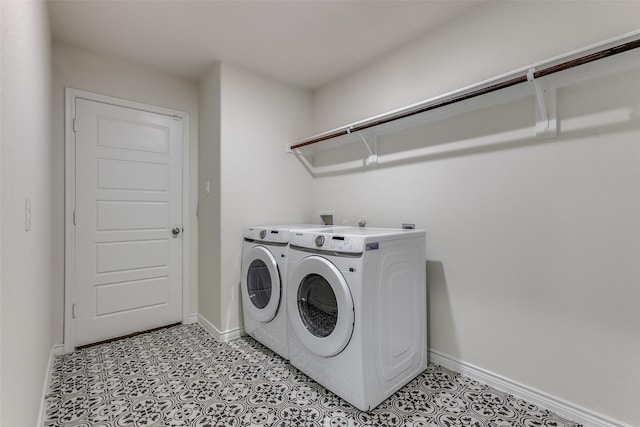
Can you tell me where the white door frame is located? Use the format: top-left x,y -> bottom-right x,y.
64,88 -> 191,353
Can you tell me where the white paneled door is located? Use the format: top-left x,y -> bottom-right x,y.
73,98 -> 183,348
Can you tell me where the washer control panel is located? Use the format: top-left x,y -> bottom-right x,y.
245,227 -> 289,244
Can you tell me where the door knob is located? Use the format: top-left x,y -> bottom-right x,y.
172,227 -> 181,235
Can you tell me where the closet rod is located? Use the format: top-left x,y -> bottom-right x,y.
291,37 -> 640,151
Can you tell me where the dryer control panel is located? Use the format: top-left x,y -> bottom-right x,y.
291,232 -> 364,254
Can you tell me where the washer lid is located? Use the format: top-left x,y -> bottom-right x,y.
241,246 -> 281,322
288,256 -> 354,357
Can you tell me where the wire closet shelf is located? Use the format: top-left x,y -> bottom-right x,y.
289,32 -> 640,154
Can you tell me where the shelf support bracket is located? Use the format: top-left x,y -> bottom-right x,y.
527,68 -> 557,139
288,147 -> 316,177
359,132 -> 378,166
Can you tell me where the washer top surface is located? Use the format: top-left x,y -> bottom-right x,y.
290,227 -> 425,253
249,224 -> 326,231
312,227 -> 425,237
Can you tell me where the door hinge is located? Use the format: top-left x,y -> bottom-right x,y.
73,210 -> 76,225
73,118 -> 77,133
72,303 -> 77,319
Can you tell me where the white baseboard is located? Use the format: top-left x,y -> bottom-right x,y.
429,349 -> 631,427
185,313 -> 199,325
38,344 -> 63,427
197,314 -> 244,342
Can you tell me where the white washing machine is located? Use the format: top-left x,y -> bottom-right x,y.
286,227 -> 427,411
241,224 -> 328,360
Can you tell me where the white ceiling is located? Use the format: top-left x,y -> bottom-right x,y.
48,0 -> 484,89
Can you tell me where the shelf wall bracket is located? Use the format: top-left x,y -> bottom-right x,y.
288,147 -> 316,177
359,132 -> 378,166
527,68 -> 557,139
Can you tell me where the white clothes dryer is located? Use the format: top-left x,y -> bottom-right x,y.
241,224 -> 328,360
286,227 -> 427,411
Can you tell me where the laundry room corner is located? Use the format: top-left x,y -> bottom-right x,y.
197,62 -> 315,339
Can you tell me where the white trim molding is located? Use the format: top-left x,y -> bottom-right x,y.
198,315 -> 244,342
38,345 -> 64,427
429,349 -> 632,427
185,313 -> 199,325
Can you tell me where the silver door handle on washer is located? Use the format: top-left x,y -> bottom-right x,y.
172,227 -> 181,235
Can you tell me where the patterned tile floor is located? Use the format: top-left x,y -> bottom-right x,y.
44,324 -> 580,426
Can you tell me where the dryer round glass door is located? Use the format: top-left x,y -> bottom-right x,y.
247,259 -> 272,309
298,274 -> 337,338
241,246 -> 281,322
288,255 -> 354,357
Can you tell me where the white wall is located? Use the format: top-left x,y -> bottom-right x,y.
198,63 -> 222,328
197,62 -> 314,334
0,1 -> 53,425
314,1 -> 640,132
51,43 -> 200,344
311,2 -> 640,425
